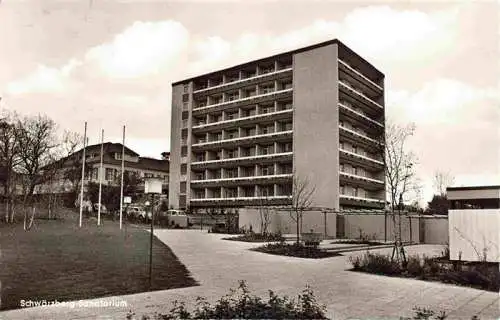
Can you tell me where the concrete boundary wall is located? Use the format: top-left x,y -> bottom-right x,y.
449,209 -> 499,262
238,209 -> 336,237
238,210 -> 449,245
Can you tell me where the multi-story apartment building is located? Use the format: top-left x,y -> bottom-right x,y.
36,142 -> 169,196
169,39 -> 385,213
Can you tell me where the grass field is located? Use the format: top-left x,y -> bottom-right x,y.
0,210 -> 198,311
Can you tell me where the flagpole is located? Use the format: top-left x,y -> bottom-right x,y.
97,129 -> 104,226
79,122 -> 87,228
119,125 -> 125,230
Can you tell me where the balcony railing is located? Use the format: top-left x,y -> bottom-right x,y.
338,59 -> 383,91
339,125 -> 380,145
190,195 -> 292,202
339,171 -> 384,185
339,81 -> 383,111
338,102 -> 383,128
192,130 -> 293,147
191,173 -> 293,184
339,194 -> 385,204
193,88 -> 293,112
193,67 -> 292,94
339,148 -> 383,166
193,108 -> 293,130
191,152 -> 293,166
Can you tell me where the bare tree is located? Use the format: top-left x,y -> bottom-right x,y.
289,174 -> 316,244
433,170 -> 455,196
380,121 -> 419,264
257,188 -> 272,235
0,110 -> 22,223
14,115 -> 59,230
383,121 -> 418,210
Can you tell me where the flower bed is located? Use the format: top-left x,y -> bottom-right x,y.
223,233 -> 285,242
349,251 -> 499,292
252,242 -> 340,259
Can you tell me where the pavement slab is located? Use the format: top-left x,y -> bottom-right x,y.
1,230 -> 498,320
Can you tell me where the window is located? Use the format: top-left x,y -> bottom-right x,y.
260,84 -> 274,94
226,130 -> 238,139
180,182 -> 186,193
182,93 -> 189,102
282,142 -> 292,152
226,112 -> 237,120
243,108 -> 256,117
339,120 -> 345,127
105,168 -> 114,181
243,186 -> 254,197
354,187 -> 359,197
261,145 -> 273,155
282,81 -> 292,89
195,153 -> 205,162
281,122 -> 292,131
195,172 -> 205,180
225,169 -> 237,178
340,185 -> 345,195
226,149 -> 237,158
211,96 -> 222,105
242,166 -> 254,177
260,105 -> 273,114
226,92 -> 239,101
194,189 -> 204,199
280,184 -> 292,196
281,163 -> 292,174
225,188 -> 238,198
245,127 -> 256,136
183,84 -> 189,93
260,185 -> 274,196
213,169 -> 222,179
245,89 -> 256,97
215,151 -> 222,160
340,163 -> 345,172
196,117 -> 206,126
261,165 -> 274,176
198,101 -> 207,108
261,125 -> 274,134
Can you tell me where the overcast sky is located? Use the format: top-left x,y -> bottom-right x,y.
0,0 -> 499,205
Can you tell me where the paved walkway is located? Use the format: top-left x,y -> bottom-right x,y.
1,230 -> 499,320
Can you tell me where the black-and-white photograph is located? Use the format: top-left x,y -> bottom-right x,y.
0,0 -> 498,319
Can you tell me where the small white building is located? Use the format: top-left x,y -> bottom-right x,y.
447,185 -> 500,262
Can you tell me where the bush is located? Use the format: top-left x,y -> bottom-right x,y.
349,252 -> 402,275
406,256 -> 424,277
130,280 -> 329,319
252,243 -> 339,259
223,232 -> 285,243
399,306 -> 448,320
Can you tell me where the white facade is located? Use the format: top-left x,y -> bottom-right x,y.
447,186 -> 500,262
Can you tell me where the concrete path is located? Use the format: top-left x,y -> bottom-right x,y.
1,230 -> 498,320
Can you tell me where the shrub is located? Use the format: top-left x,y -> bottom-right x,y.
399,306 -> 448,320
406,256 -> 424,277
252,243 -> 339,259
349,252 -> 402,275
224,232 -> 285,243
133,280 -> 329,319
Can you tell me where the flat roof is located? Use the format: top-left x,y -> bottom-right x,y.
172,38 -> 384,85
447,185 -> 500,191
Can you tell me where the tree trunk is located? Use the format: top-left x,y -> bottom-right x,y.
9,198 -> 15,223
5,199 -> 9,223
296,212 -> 300,244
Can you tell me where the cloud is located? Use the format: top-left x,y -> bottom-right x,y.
85,20 -> 190,79
5,59 -> 81,95
387,79 -> 500,125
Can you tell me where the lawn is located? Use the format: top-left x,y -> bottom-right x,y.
0,211 -> 198,311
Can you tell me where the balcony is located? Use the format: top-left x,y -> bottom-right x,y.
190,173 -> 293,187
338,59 -> 383,93
192,88 -> 293,116
193,67 -> 293,96
191,152 -> 293,169
339,148 -> 383,170
192,108 -> 293,133
189,195 -> 292,207
339,194 -> 385,208
339,171 -> 384,190
192,130 -> 293,151
339,125 -> 381,151
339,81 -> 383,113
338,102 -> 383,129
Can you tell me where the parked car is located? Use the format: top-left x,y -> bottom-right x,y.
93,204 -> 108,214
126,206 -> 151,222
